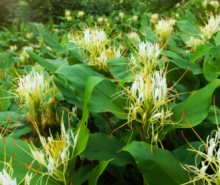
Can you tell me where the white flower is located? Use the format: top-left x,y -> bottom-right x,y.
25,173 -> 32,185
78,11 -> 85,17
132,15 -> 138,21
119,12 -> 124,19
200,161 -> 208,177
48,156 -> 55,174
98,17 -> 104,23
151,14 -> 159,21
65,10 -> 71,17
200,16 -> 220,39
202,0 -> 208,8
114,48 -> 121,58
97,51 -> 107,66
66,16 -> 72,21
0,169 -> 17,185
9,45 -> 17,52
31,150 -> 46,165
127,32 -> 140,41
155,19 -> 176,38
26,33 -> 33,40
185,36 -> 205,51
207,138 -> 216,158
72,106 -> 77,116
175,3 -> 180,8
176,13 -> 179,17
210,1 -> 219,9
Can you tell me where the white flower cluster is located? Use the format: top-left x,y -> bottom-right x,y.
200,15 -> 220,39
17,71 -> 45,98
183,130 -> 220,184
26,32 -> 33,40
65,10 -> 73,21
127,32 -> 140,41
150,13 -> 159,23
78,11 -> 85,17
83,29 -> 107,46
0,169 -> 17,185
20,46 -> 33,62
131,41 -> 160,72
155,19 -> 176,39
185,36 -> 205,51
30,123 -> 78,181
9,45 -> 17,52
128,69 -> 174,142
210,1 -> 219,9
138,41 -> 160,60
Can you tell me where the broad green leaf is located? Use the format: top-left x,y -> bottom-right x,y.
73,164 -> 91,185
0,111 -> 20,124
172,142 -> 204,166
165,52 -> 203,75
81,133 -> 135,167
185,10 -> 197,24
88,161 -> 109,185
54,76 -> 83,110
177,21 -> 200,38
190,44 -> 213,63
203,46 -> 220,81
66,43 -> 85,61
35,24 -> 65,53
172,79 -> 220,128
26,50 -> 57,73
107,57 -> 130,81
166,62 -> 199,91
55,65 -> 127,119
123,142 -> 190,185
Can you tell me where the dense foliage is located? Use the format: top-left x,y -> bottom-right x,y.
1,0 -> 220,185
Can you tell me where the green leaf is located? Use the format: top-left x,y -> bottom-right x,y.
190,44 -> 213,63
172,142 -> 204,166
177,21 -> 200,38
35,24 -> 66,54
172,79 -> 220,128
73,164 -> 91,185
185,10 -> 197,24
107,57 -> 130,81
215,31 -> 220,46
26,50 -> 57,73
55,65 -> 127,119
123,142 -> 190,185
203,46 -> 220,81
0,85 -> 11,111
166,62 -> 199,91
88,161 -> 109,185
141,13 -> 150,27
165,52 -> 203,75
81,133 -> 135,167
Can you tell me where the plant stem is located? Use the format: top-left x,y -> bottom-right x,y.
0,126 -> 12,133
106,169 -> 128,185
136,124 -> 145,142
104,112 -> 116,136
